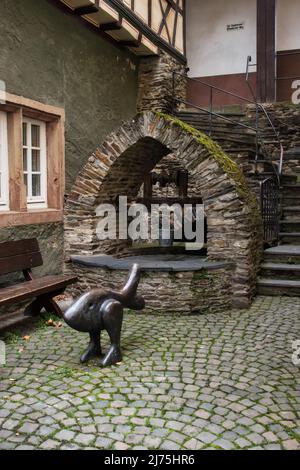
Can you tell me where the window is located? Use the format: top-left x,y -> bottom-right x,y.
22,118 -> 47,208
0,91 -> 65,228
0,111 -> 8,211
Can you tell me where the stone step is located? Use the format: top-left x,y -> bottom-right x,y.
281,196 -> 300,205
283,206 -> 300,212
185,129 -> 256,144
261,261 -> 300,272
274,154 -> 300,161
227,147 -> 257,155
281,175 -> 298,184
282,206 -> 300,222
257,277 -> 300,296
252,159 -> 277,165
282,199 -> 300,208
279,233 -> 300,244
280,220 -> 300,232
261,267 -> 300,280
281,185 -> 300,197
280,232 -> 300,237
249,173 -> 296,183
177,111 -> 246,121
273,147 -> 300,160
249,172 -> 279,181
179,120 -> 253,132
282,183 -> 300,189
264,244 -> 300,263
282,207 -> 300,221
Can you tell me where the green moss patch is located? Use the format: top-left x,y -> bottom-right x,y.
157,112 -> 260,223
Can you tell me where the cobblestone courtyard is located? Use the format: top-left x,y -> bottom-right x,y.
0,296 -> 300,450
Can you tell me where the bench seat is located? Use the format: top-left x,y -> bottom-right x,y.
0,275 -> 77,306
0,238 -> 78,320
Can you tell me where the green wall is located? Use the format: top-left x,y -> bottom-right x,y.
0,0 -> 138,279
0,0 -> 138,190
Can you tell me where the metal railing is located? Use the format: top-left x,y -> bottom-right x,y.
172,68 -> 283,243
172,69 -> 284,179
245,56 -> 284,178
245,56 -> 283,243
260,176 -> 280,243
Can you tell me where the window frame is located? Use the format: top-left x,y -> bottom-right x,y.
0,110 -> 9,211
0,91 -> 65,228
22,117 -> 48,209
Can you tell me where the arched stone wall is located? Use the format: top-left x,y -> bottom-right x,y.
65,112 -> 263,307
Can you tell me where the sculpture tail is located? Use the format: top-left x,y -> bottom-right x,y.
120,264 -> 145,311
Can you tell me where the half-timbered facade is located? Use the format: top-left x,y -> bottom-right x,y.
59,0 -> 186,62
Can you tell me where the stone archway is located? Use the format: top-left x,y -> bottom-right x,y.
65,112 -> 262,308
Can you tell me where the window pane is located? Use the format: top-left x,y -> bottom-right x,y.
23,148 -> 27,172
32,174 -> 41,197
31,125 -> 40,148
23,122 -> 27,146
32,149 -> 40,172
23,174 -> 28,196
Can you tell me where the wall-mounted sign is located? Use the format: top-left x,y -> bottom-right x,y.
227,23 -> 244,31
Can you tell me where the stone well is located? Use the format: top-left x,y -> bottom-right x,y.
65,112 -> 263,311
69,255 -> 233,314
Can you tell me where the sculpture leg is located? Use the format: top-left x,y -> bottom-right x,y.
80,331 -> 102,363
100,300 -> 123,368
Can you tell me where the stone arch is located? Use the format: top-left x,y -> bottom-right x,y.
65,112 -> 262,307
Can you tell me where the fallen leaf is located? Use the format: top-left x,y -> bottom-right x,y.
22,336 -> 30,341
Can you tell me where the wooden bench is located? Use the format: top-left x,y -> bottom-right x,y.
0,238 -> 77,318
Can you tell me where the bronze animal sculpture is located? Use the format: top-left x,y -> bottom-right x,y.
63,264 -> 145,368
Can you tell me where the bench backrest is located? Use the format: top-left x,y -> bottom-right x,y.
0,238 -> 43,276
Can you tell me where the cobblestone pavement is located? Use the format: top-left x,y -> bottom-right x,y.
0,296 -> 300,450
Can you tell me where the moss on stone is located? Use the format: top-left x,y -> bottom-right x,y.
156,112 -> 261,223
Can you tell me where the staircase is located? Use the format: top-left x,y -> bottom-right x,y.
176,110 -> 300,296
258,148 -> 300,295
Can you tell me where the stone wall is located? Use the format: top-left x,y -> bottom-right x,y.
137,50 -> 187,113
0,222 -> 63,321
67,263 -> 233,314
246,103 -> 300,175
65,112 -> 263,308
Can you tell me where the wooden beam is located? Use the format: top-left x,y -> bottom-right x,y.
105,0 -> 186,63
148,0 -> 152,27
99,21 -> 122,32
172,0 -> 180,47
257,0 -> 276,102
73,5 -> 99,16
158,0 -> 172,44
183,0 -> 187,57
46,118 -> 65,211
166,0 -> 183,16
119,39 -> 140,48
7,109 -> 27,212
